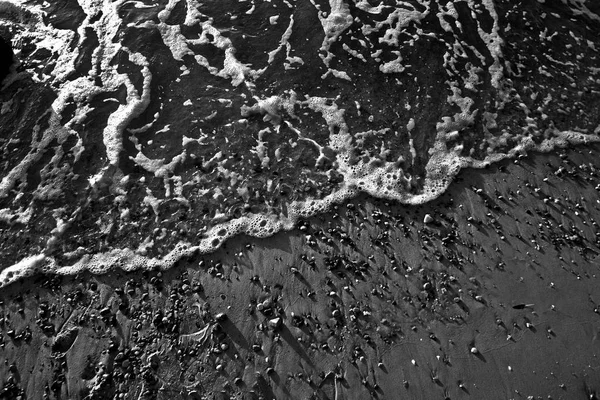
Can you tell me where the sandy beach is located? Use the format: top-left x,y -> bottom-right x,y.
1,0 -> 600,398
3,143 -> 600,399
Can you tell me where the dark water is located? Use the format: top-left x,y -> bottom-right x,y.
0,0 -> 599,286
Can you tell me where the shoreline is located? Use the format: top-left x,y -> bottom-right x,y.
2,143 -> 600,398
1,0 -> 600,398
2,136 -> 600,290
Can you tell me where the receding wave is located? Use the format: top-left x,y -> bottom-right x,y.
0,0 -> 599,287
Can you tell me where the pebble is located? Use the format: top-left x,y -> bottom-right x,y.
215,313 -> 227,322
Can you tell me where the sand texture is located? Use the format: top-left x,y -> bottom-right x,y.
1,1 -> 600,397
3,145 -> 600,399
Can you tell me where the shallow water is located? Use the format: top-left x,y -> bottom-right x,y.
0,0 -> 599,286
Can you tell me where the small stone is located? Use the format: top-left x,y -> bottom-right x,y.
268,318 -> 282,329
423,214 -> 434,224
215,313 -> 227,322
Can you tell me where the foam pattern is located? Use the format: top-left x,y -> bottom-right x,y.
2,128 -> 599,288
1,0 -> 600,287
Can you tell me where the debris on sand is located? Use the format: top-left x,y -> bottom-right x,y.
423,214 -> 434,224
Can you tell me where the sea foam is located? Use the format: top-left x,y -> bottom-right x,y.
0,0 -> 599,287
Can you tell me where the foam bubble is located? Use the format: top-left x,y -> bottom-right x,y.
3,124 -> 598,287
2,0 -> 600,288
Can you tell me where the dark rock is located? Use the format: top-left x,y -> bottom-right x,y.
215,312 -> 227,322
267,317 -> 282,330
52,327 -> 79,353
42,0 -> 86,30
0,35 -> 13,85
99,307 -> 111,316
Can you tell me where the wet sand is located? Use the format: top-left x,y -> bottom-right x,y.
3,144 -> 600,399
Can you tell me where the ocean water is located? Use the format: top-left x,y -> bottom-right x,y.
0,0 -> 599,287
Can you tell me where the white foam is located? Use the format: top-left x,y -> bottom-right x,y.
377,5 -> 429,47
474,0 -> 504,89
3,122 -> 598,287
379,52 -> 405,74
0,254 -> 47,287
267,15 -> 294,63
0,206 -> 33,225
103,50 -> 152,166
317,0 -> 354,67
2,0 -> 600,288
